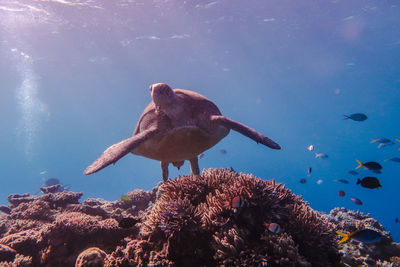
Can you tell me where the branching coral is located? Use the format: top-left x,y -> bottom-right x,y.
132,168 -> 341,266
0,169 -> 399,266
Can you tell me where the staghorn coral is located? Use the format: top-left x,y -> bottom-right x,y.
0,169 -> 399,266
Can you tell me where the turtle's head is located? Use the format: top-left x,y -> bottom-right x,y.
150,83 -> 176,107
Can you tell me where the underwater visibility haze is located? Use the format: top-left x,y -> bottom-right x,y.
1,0 -> 400,245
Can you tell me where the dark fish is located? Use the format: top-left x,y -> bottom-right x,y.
385,157 -> 400,163
357,177 -> 382,189
45,178 -> 60,186
338,190 -> 345,197
0,206 -> 11,214
307,167 -> 312,176
345,170 -> 358,175
350,197 -> 363,205
300,178 -> 307,184
370,138 -> 392,144
219,149 -> 227,155
355,160 -> 382,172
395,217 -> 399,223
336,229 -> 382,244
343,113 -> 368,121
334,179 -> 349,184
199,153 -> 205,159
226,196 -> 245,208
119,217 -> 140,229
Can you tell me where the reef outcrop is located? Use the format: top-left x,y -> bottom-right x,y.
0,168 -> 398,266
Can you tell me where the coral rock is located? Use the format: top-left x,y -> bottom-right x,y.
75,247 -> 108,267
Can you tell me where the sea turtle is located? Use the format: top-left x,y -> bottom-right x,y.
84,83 -> 281,181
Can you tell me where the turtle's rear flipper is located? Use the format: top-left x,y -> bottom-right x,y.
84,128 -> 158,175
210,115 -> 281,150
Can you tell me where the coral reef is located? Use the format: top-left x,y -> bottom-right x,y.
323,207 -> 400,266
0,168 -> 398,266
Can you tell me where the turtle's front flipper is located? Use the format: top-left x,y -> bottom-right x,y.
210,115 -> 281,150
84,128 -> 158,175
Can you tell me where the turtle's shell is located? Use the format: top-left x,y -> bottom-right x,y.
131,89 -> 230,162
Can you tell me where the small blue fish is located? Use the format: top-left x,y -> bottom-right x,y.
385,157 -> 400,163
219,149 -> 227,155
370,138 -> 394,149
336,229 -> 382,244
307,167 -> 312,176
315,153 -> 328,159
334,179 -> 349,184
300,178 -> 307,184
343,113 -> 368,121
338,190 -> 345,197
345,170 -> 358,175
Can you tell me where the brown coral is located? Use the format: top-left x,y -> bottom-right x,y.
132,168 -> 340,266
1,169 -> 399,266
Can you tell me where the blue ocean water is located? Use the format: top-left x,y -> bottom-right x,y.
0,0 -> 399,243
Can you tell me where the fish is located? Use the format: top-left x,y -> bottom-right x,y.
345,170 -> 358,175
338,190 -> 345,197
219,149 -> 227,155
226,196 -> 245,209
334,179 -> 349,184
300,178 -> 307,184
0,206 -> 11,214
350,197 -> 363,205
44,178 -> 60,186
395,217 -> 399,223
355,160 -> 382,172
370,138 -> 395,149
385,157 -> 400,163
119,217 -> 140,228
307,167 -> 312,176
336,229 -> 382,244
343,113 -> 368,121
120,194 -> 132,204
307,145 -> 314,151
199,153 -> 205,159
357,177 -> 382,189
315,153 -> 328,159
265,222 -> 281,234
316,179 -> 323,184
370,138 -> 392,144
